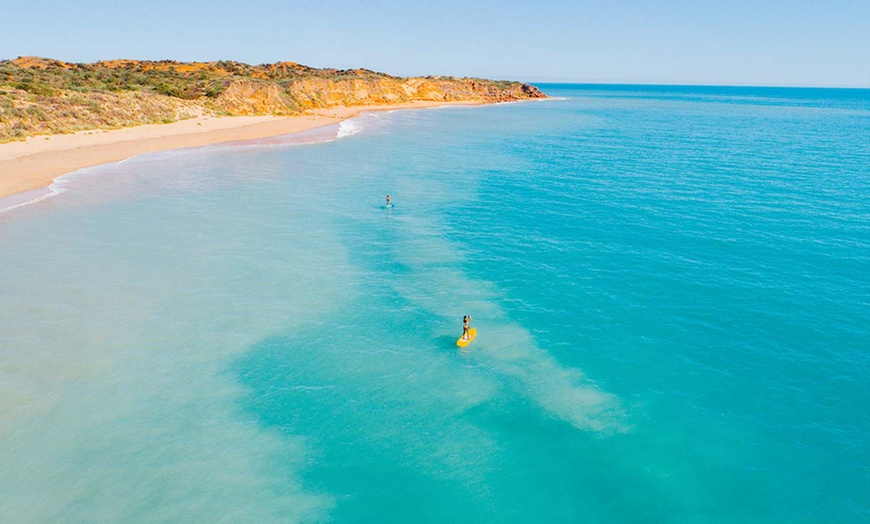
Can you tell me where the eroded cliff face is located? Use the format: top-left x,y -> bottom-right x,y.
210,77 -> 546,115
0,57 -> 546,140
211,81 -> 289,115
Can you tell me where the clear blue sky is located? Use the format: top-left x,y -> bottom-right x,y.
1,0 -> 868,87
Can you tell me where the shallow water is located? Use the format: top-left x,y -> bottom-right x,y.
1,85 -> 868,523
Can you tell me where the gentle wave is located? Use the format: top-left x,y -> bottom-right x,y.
0,167 -> 95,215
0,187 -> 59,215
336,119 -> 363,139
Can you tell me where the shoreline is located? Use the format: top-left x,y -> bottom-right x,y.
0,100 -> 479,202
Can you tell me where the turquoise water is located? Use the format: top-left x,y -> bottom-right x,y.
1,85 -> 868,523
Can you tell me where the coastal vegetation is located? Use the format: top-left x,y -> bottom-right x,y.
0,57 -> 545,142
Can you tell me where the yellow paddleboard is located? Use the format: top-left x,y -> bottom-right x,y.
457,328 -> 477,347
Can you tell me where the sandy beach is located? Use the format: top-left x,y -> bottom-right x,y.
0,101 -> 474,201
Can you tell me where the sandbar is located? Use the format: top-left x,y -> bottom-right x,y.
0,101 -> 477,201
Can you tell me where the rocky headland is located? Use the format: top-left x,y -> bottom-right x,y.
0,57 -> 546,142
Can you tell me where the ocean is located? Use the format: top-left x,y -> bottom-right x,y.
1,84 -> 868,523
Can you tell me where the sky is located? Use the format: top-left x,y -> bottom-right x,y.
1,0 -> 868,87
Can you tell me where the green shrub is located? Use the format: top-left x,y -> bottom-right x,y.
13,80 -> 56,96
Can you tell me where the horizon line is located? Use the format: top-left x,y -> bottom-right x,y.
519,80 -> 870,90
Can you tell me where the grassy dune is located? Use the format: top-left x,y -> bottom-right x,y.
0,57 -> 545,142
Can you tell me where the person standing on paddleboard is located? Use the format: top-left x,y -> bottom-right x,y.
462,315 -> 472,340
386,194 -> 392,207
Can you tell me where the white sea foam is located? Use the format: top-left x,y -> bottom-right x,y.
0,166 -> 92,215
336,119 -> 363,139
205,118 -> 364,153
0,187 -> 60,214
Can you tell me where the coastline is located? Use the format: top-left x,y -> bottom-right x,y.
0,100 -> 478,202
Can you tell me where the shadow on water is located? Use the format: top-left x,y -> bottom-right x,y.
433,334 -> 460,351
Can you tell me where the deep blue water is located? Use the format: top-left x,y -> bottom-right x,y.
1,84 -> 868,523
